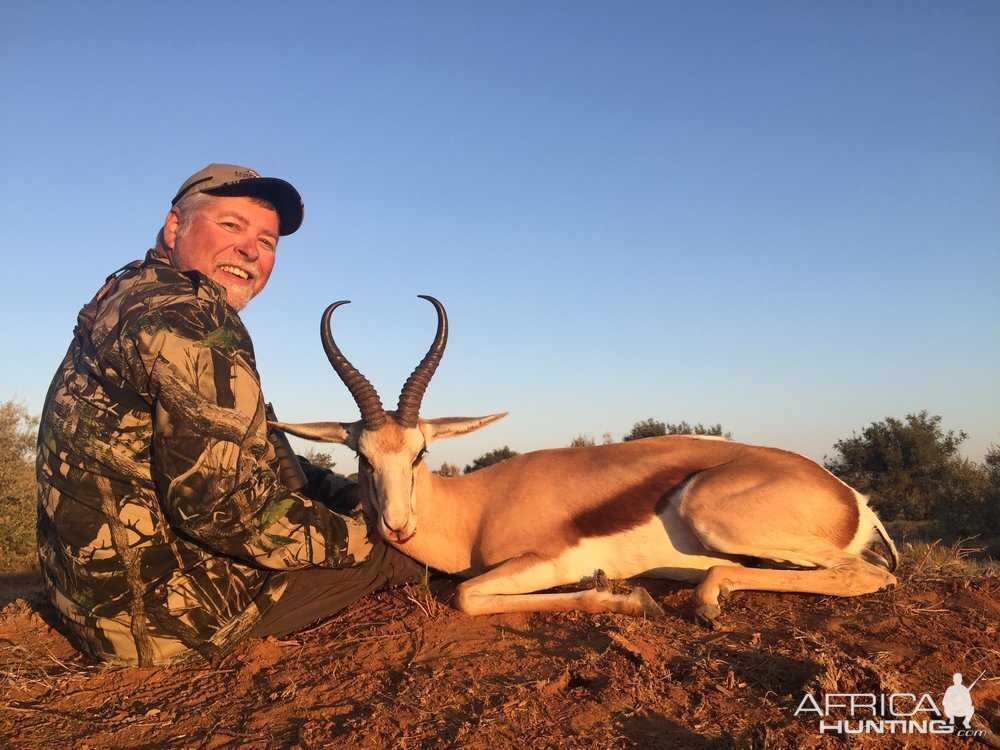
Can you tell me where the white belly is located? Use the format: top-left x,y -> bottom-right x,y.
549,502 -> 734,584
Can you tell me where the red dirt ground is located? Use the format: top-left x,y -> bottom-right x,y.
2,556 -> 998,749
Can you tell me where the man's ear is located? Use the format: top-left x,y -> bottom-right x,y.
161,207 -> 182,251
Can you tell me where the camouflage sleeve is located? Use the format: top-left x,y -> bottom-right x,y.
128,300 -> 373,570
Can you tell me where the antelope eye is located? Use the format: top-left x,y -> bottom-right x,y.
413,448 -> 427,466
357,453 -> 373,471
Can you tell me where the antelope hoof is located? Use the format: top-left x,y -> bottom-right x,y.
593,569 -> 610,591
630,587 -> 665,618
694,604 -> 722,630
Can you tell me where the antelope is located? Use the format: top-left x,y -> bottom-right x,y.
272,296 -> 898,625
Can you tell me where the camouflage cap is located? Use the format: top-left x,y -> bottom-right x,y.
171,163 -> 304,236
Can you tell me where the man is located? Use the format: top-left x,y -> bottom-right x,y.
37,164 -> 422,666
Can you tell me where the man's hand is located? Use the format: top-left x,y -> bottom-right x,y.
334,483 -> 362,513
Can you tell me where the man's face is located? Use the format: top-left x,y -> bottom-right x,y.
162,195 -> 280,311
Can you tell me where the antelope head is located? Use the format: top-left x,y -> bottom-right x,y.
271,295 -> 506,544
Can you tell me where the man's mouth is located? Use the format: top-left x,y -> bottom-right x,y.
217,264 -> 255,282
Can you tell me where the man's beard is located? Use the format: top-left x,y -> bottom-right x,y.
223,283 -> 256,312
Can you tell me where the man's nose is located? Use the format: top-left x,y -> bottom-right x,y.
235,234 -> 259,260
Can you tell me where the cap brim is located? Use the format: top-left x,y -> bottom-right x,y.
206,178 -> 304,236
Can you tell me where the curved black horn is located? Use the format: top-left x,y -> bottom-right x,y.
396,295 -> 448,427
321,301 -> 387,429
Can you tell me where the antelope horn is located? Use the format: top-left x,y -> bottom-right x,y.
396,295 -> 448,427
321,301 -> 387,429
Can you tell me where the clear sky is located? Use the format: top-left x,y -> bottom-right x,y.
2,1 -> 998,473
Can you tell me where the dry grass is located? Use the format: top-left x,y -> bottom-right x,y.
401,565 -> 443,619
902,537 -> 1000,582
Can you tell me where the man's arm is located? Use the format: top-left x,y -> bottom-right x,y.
295,456 -> 359,514
129,304 -> 373,570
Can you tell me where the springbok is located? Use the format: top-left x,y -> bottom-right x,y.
272,296 -> 898,625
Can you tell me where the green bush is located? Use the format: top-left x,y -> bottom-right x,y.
0,399 -> 38,572
827,413 -> 1000,555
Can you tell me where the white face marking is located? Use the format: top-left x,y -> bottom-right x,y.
358,425 -> 428,544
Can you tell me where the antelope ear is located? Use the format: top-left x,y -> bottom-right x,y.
419,413 -> 508,443
269,420 -> 362,449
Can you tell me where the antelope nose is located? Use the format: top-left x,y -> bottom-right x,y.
382,515 -> 409,534
384,519 -> 417,545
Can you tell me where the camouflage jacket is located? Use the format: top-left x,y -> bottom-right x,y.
37,250 -> 372,666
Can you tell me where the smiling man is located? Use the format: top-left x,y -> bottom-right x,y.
37,164 -> 422,665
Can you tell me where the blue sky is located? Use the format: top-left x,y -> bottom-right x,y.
2,2 -> 997,472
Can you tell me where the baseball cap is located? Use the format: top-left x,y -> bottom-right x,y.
171,163 -> 304,236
